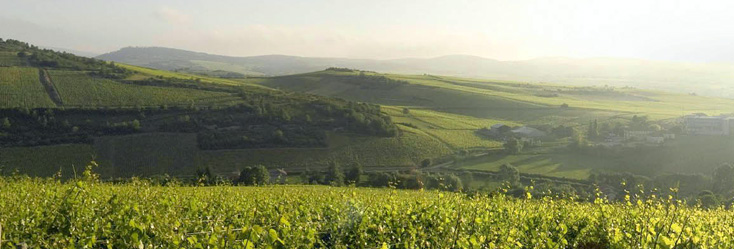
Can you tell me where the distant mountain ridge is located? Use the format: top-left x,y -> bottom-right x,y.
97,47 -> 734,98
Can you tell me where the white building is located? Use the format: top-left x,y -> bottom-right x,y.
685,115 -> 734,136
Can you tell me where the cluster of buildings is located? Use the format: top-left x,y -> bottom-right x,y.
604,114 -> 733,147
478,114 -> 734,149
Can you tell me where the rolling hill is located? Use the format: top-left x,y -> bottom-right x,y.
97,46 -> 734,98
0,39 -> 454,178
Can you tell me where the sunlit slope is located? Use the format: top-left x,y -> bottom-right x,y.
261,70 -> 734,121
118,64 -> 267,89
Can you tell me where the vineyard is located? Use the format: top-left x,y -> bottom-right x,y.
2,178 -> 734,248
0,67 -> 56,108
48,70 -> 239,107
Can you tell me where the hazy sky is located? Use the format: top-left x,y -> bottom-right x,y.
2,0 -> 734,61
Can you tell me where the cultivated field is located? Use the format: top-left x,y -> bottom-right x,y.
49,70 -> 239,107
0,67 -> 56,108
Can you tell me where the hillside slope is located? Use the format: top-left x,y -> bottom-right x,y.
97,46 -> 734,97
0,39 -> 454,178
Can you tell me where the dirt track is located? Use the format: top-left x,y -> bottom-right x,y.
38,69 -> 63,106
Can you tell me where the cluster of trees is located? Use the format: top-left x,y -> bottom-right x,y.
172,68 -> 246,79
325,67 -> 357,72
311,100 -> 398,137
323,73 -> 409,90
503,138 -> 524,154
589,163 -> 734,208
0,108 -> 142,147
300,163 -> 465,192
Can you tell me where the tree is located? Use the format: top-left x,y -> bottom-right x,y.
503,138 -> 523,154
443,174 -> 463,192
303,168 -> 324,184
499,163 -> 520,185
402,108 -> 410,114
698,190 -> 721,209
238,165 -> 270,185
587,120 -> 599,140
195,166 -> 214,186
367,172 -> 393,187
713,163 -> 734,194
1,117 -> 10,130
324,162 -> 344,186
345,163 -> 363,185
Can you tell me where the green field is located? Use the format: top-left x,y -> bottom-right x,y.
2,182 -> 734,248
0,67 -> 56,108
49,70 -> 239,107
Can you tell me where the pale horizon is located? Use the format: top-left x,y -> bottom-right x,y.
3,0 -> 734,63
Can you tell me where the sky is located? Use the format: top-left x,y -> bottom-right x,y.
2,0 -> 734,62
